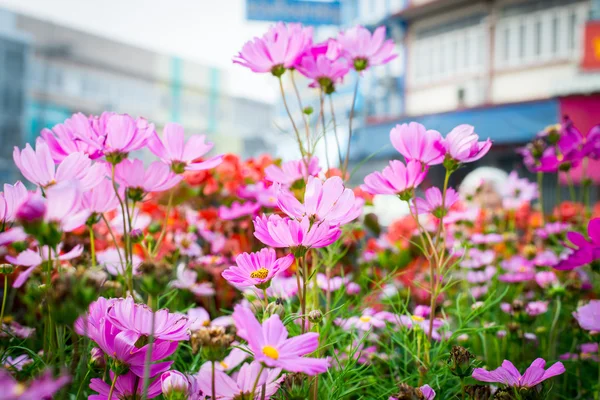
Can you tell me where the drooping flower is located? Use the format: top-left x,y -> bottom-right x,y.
413,187 -> 459,218
438,125 -> 492,166
13,139 -> 105,190
0,181 -> 28,224
573,300 -> 600,332
0,369 -> 70,400
253,214 -> 341,254
90,371 -> 162,400
390,123 -> 445,166
218,201 -> 260,220
232,304 -> 329,374
337,25 -> 397,71
147,123 -> 223,173
222,248 -> 294,288
196,361 -> 283,400
264,157 -> 320,186
555,218 -> 600,270
114,159 -> 182,197
361,160 -> 427,199
234,22 -> 313,76
472,358 -> 565,388
277,176 -> 360,225
170,264 -> 215,297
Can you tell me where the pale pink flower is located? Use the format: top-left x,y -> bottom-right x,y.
413,187 -> 459,218
361,160 -> 427,197
147,123 -> 222,173
114,158 -> 182,195
40,113 -> 104,161
96,248 -> 142,276
438,125 -> 492,164
0,181 -> 28,224
81,178 -> 120,215
170,264 -> 215,297
219,201 -> 260,220
337,25 -> 397,71
390,123 -> 445,166
173,232 -> 202,257
297,40 -> 349,91
264,157 -> 320,186
187,307 -> 233,331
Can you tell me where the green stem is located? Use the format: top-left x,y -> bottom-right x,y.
278,76 -> 305,158
342,78 -> 359,178
566,172 -> 577,203
262,288 -> 269,310
548,296 -> 562,360
537,172 -> 545,225
141,296 -> 156,400
328,94 -> 343,168
89,226 -> 96,268
0,274 -> 7,324
290,70 -> 311,152
319,90 -> 330,171
107,372 -> 119,400
153,191 -> 174,258
75,369 -> 91,400
250,365 -> 265,398
301,256 -> 308,334
211,361 -> 217,400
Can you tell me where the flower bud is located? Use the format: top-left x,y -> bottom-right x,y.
464,384 -> 492,400
161,370 -> 190,400
130,228 -> 143,243
265,299 -> 285,318
392,383 -> 425,400
308,309 -> 323,324
190,326 -> 234,361
303,106 -> 314,115
447,345 -> 475,378
0,264 -> 14,275
16,195 -> 46,223
346,282 -> 361,295
90,347 -> 105,368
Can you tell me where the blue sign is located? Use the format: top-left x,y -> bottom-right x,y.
246,0 -> 341,26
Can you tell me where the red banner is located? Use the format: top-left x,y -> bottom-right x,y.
582,21 -> 600,70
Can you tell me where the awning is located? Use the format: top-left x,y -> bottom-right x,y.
350,99 -> 560,161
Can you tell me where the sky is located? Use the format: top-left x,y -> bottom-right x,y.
0,0 -> 278,102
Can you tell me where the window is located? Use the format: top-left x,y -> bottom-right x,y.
551,16 -> 559,54
568,12 -> 577,50
518,23 -> 526,59
534,20 -> 542,56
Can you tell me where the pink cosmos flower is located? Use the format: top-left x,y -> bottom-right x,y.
81,178 -> 120,215
107,296 -> 190,341
466,266 -> 497,284
266,276 -> 299,299
173,232 -> 202,257
170,264 -> 215,297
17,181 -> 90,233
41,113 -> 105,161
337,308 -> 396,331
337,25 -> 397,71
234,22 -> 313,75
525,301 -> 549,316
560,343 -> 600,362
253,214 -> 341,252
13,139 -> 105,190
147,123 -> 223,173
74,297 -> 114,338
390,123 -> 445,166
413,187 -> 459,218
573,300 -> 600,332
7,243 -> 83,288
0,182 -> 28,224
196,361 -> 283,400
297,40 -> 349,92
555,218 -> 600,271
187,307 -> 233,331
222,248 -> 294,288
361,160 -> 427,198
212,348 -> 250,372
264,157 -> 320,186
232,304 -> 329,375
218,201 -> 261,220
472,358 -> 565,388
498,256 -> 535,283
3,354 -> 33,371
161,370 -> 191,398
535,222 -> 571,239
90,371 -> 162,400
0,369 -> 70,400
277,176 -> 360,225
501,171 -> 538,210
535,271 -> 558,288
437,125 -> 492,164
114,158 -> 182,195
238,181 -> 279,207
96,248 -> 142,276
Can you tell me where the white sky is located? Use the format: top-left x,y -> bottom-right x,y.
0,0 -> 278,102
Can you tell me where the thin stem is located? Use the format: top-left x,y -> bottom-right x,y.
250,365 -> 265,398
301,256 -> 308,334
290,70 -> 311,151
548,296 -> 562,360
262,288 -> 269,310
153,191 -> 174,258
536,172 -> 544,225
107,372 -> 119,400
101,215 -> 125,269
319,90 -> 330,171
0,274 -> 7,323
328,94 -> 343,167
278,76 -> 305,158
556,173 -> 561,205
141,296 -> 156,400
566,172 -> 577,203
211,361 -> 217,400
342,77 -> 359,177
89,226 -> 96,269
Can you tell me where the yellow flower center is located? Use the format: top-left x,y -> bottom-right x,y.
220,361 -> 229,369
13,383 -> 26,396
250,268 -> 269,280
181,238 -> 191,248
411,315 -> 425,322
359,316 -> 372,323
262,345 -> 279,360
518,266 -> 528,273
202,320 -> 210,327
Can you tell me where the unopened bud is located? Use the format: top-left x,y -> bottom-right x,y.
265,299 -> 285,318
464,384 -> 492,400
90,347 -> 105,368
190,326 -> 234,361
447,345 -> 475,378
308,310 -> 323,324
303,106 -> 314,115
130,228 -> 143,243
161,370 -> 190,400
16,195 -> 46,223
0,264 -> 14,275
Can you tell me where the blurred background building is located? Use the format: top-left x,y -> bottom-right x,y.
0,6 -> 275,182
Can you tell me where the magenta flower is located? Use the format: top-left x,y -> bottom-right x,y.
196,361 -> 283,400
466,266 -> 497,284
13,139 -> 105,190
535,271 -> 558,288
114,159 -> 182,196
525,301 -> 549,317
337,25 -> 397,71
107,296 -> 190,342
0,181 -> 28,224
161,370 -> 191,398
498,256 -> 535,283
413,187 -> 459,218
219,201 -> 261,220
90,371 -> 162,400
41,113 -> 104,161
3,354 -> 32,371
297,40 -> 349,92
573,300 -> 600,332
222,248 -> 294,288
232,304 -> 329,374
170,264 -> 215,297
361,160 -> 427,198
74,297 -> 113,339
234,22 -> 313,76
0,369 -> 70,400
147,123 -> 222,173
264,157 -> 320,186
472,358 -> 565,388
277,176 -> 360,225
337,308 -> 396,331
253,214 -> 341,253
390,123 -> 445,166
555,218 -> 600,270
81,178 -> 120,215
437,125 -> 492,165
